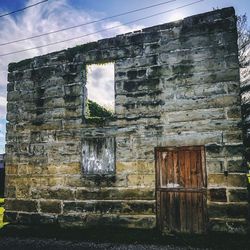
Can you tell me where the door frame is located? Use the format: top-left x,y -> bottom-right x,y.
154,145 -> 207,233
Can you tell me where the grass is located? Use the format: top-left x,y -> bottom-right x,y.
0,199 -> 8,229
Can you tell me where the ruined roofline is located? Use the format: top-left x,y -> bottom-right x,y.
8,6 -> 235,72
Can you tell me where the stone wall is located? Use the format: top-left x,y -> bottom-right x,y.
5,7 -> 248,232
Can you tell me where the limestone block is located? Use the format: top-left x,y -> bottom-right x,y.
228,188 -> 248,202
167,108 -> 225,123
127,174 -> 155,187
32,187 -> 75,200
208,218 -> 247,233
5,164 -> 18,175
40,200 -> 62,214
206,160 -> 224,173
208,174 -> 247,187
227,159 -> 246,173
5,199 -> 37,213
16,185 -> 30,198
14,212 -> 57,225
208,203 -> 248,218
48,177 -> 65,187
208,188 -> 227,202
75,188 -> 155,200
63,200 -> 155,215
57,213 -> 156,229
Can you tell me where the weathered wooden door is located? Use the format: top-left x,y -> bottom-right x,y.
155,146 -> 207,233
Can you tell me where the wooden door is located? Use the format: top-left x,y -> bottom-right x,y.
155,146 -> 207,233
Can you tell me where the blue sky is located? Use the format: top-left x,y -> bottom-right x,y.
68,0 -> 250,22
0,0 -> 249,153
2,0 -> 250,19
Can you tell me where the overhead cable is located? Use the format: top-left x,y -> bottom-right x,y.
0,0 -> 177,47
0,0 -> 205,57
0,0 -> 48,18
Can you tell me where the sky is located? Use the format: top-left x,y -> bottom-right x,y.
0,0 -> 249,153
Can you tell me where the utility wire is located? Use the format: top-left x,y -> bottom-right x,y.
0,0 -> 48,18
0,0 -> 177,47
0,0 -> 205,57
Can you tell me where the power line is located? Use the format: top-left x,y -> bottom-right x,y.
0,0 -> 205,57
0,0 -> 48,18
0,0 -> 177,47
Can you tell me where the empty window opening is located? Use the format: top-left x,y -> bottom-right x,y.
86,63 -> 115,118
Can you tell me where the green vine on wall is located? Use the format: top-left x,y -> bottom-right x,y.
87,99 -> 113,118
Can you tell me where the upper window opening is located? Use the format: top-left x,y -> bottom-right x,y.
86,63 -> 115,119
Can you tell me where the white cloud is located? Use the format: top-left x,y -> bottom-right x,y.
87,63 -> 115,110
0,0 -> 145,153
0,119 -> 6,154
0,97 -> 6,106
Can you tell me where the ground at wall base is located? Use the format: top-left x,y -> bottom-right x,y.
0,225 -> 250,249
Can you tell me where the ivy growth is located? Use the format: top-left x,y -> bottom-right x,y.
86,99 -> 113,118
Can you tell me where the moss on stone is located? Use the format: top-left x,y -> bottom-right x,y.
85,117 -> 107,125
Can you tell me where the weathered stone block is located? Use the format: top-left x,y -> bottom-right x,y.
206,160 -> 224,173
228,189 -> 248,202
46,163 -> 81,175
123,79 -> 160,93
64,84 -> 82,96
16,185 -> 30,198
5,164 -> 18,175
57,214 -> 87,228
63,200 -> 155,215
226,107 -> 241,119
4,211 -> 17,223
32,188 -> 75,200
4,186 -> 16,198
205,144 -> 223,157
208,218 -> 247,233
116,162 -> 136,174
208,174 -> 247,187
227,159 -> 245,172
5,199 -> 37,212
127,174 -> 155,187
168,108 -> 225,123
58,214 -> 156,229
64,175 -> 86,187
7,91 -> 20,102
48,177 -> 65,187
40,200 -> 61,213
208,188 -> 227,202
208,203 -> 248,218
127,175 -> 143,186
75,188 -> 155,200
225,145 -> 244,156
17,212 -> 57,225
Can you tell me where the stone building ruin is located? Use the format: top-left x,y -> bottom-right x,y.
5,7 -> 248,233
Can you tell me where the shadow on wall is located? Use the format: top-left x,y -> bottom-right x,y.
0,154 -> 7,229
0,154 -> 4,197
